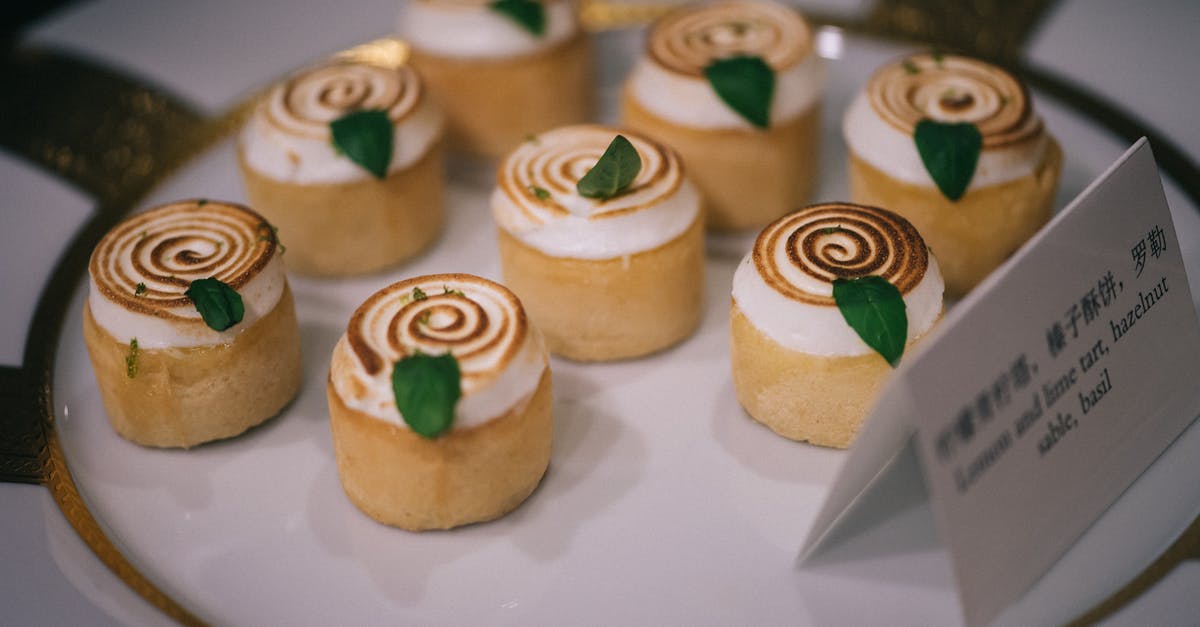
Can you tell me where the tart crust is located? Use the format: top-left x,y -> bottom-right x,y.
730,301 -> 905,449
496,213 -> 705,361
621,88 -> 820,232
848,138 -> 1062,297
409,32 -> 593,158
238,140 -> 445,277
328,368 -> 553,531
82,285 -> 302,448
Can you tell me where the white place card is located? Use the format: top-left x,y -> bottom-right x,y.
800,139 -> 1200,626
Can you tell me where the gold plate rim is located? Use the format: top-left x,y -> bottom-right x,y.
4,2 -> 1200,624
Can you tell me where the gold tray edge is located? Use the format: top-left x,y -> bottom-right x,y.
6,1 -> 1198,624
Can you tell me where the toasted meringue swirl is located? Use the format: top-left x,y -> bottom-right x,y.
239,59 -> 443,184
648,0 -> 812,77
755,203 -> 928,305
843,53 -> 1049,189
497,125 -> 681,220
733,203 -> 943,355
400,0 -> 578,59
866,53 -> 1038,148
347,275 -> 525,382
626,0 -> 823,129
87,200 -> 286,348
266,62 -> 421,138
491,125 -> 700,258
331,274 -> 548,429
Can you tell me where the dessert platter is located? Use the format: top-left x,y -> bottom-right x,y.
8,1 -> 1200,625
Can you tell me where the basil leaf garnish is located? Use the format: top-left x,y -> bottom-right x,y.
330,109 -> 394,180
489,0 -> 545,36
703,55 -> 774,129
125,338 -> 139,379
914,119 -> 982,201
832,276 -> 908,368
392,352 -> 462,438
576,134 -> 641,199
185,277 -> 245,332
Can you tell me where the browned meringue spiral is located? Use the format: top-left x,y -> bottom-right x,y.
867,53 -> 1040,148
496,125 -> 683,222
88,200 -> 277,319
346,274 -> 529,389
753,203 -> 929,305
264,61 -> 423,139
647,0 -> 812,76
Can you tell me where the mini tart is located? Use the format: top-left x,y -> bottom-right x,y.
327,274 -> 552,531
491,125 -> 704,361
400,0 -> 593,157
238,57 -> 445,277
621,0 -> 823,231
730,203 -> 944,448
83,200 -> 302,448
844,52 -> 1062,297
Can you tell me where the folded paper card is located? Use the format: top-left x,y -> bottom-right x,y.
800,139 -> 1200,626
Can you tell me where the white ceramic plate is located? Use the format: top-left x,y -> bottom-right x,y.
46,28 -> 1200,626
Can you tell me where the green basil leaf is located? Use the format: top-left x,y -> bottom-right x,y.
185,277 -> 245,332
125,338 -> 139,379
330,109 -> 394,179
703,55 -> 774,129
832,276 -> 908,368
489,0 -> 545,36
914,119 -> 982,201
392,352 -> 462,438
576,134 -> 641,199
